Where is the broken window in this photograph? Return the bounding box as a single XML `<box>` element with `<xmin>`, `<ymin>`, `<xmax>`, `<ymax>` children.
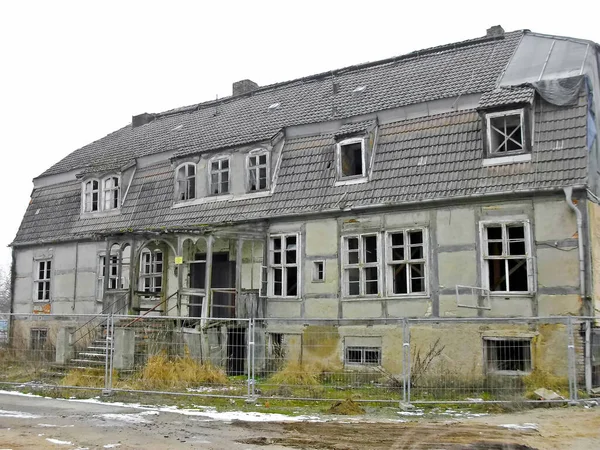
<box><xmin>102</xmin><ymin>176</ymin><xmax>120</xmax><ymax>210</ymax></box>
<box><xmin>387</xmin><ymin>229</ymin><xmax>427</xmax><ymax>295</ymax></box>
<box><xmin>30</xmin><ymin>328</ymin><xmax>48</xmax><ymax>351</ymax></box>
<box><xmin>343</xmin><ymin>234</ymin><xmax>379</xmax><ymax>297</ymax></box>
<box><xmin>176</xmin><ymin>163</ymin><xmax>196</xmax><ymax>201</ymax></box>
<box><xmin>338</xmin><ymin>139</ymin><xmax>365</xmax><ymax>179</ymax></box>
<box><xmin>83</xmin><ymin>179</ymin><xmax>100</xmax><ymax>212</ymax></box>
<box><xmin>34</xmin><ymin>259</ymin><xmax>52</xmax><ymax>301</ymax></box>
<box><xmin>248</xmin><ymin>150</ymin><xmax>269</xmax><ymax>191</ymax></box>
<box><xmin>139</xmin><ymin>249</ymin><xmax>163</xmax><ymax>294</ymax></box>
<box><xmin>106</xmin><ymin>243</ymin><xmax>131</xmax><ymax>291</ymax></box>
<box><xmin>485</xmin><ymin>338</ymin><xmax>532</xmax><ymax>374</ymax></box>
<box><xmin>312</xmin><ymin>261</ymin><xmax>325</xmax><ymax>282</ymax></box>
<box><xmin>270</xmin><ymin>234</ymin><xmax>299</xmax><ymax>297</ymax></box>
<box><xmin>345</xmin><ymin>346</ymin><xmax>381</xmax><ymax>366</ymax></box>
<box><xmin>97</xmin><ymin>254</ymin><xmax>106</xmax><ymax>300</ymax></box>
<box><xmin>486</xmin><ymin>110</ymin><xmax>525</xmax><ymax>155</ymax></box>
<box><xmin>210</xmin><ymin>157</ymin><xmax>230</xmax><ymax>195</ymax></box>
<box><xmin>482</xmin><ymin>222</ymin><xmax>531</xmax><ymax>293</ymax></box>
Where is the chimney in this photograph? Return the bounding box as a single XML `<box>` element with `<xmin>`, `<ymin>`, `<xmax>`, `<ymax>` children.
<box><xmin>486</xmin><ymin>25</ymin><xmax>504</xmax><ymax>38</ymax></box>
<box><xmin>132</xmin><ymin>113</ymin><xmax>155</xmax><ymax>128</ymax></box>
<box><xmin>232</xmin><ymin>79</ymin><xmax>259</xmax><ymax>96</ymax></box>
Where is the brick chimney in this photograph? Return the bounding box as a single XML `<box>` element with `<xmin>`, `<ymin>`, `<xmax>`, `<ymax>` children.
<box><xmin>132</xmin><ymin>113</ymin><xmax>155</xmax><ymax>128</ymax></box>
<box><xmin>486</xmin><ymin>25</ymin><xmax>504</xmax><ymax>38</ymax></box>
<box><xmin>232</xmin><ymin>79</ymin><xmax>259</xmax><ymax>96</ymax></box>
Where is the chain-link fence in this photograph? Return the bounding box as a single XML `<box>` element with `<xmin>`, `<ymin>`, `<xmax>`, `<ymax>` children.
<box><xmin>1</xmin><ymin>313</ymin><xmax>597</xmax><ymax>404</ymax></box>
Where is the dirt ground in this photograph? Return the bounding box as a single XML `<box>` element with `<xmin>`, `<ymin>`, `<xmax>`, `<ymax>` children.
<box><xmin>1</xmin><ymin>392</ymin><xmax>599</xmax><ymax>449</ymax></box>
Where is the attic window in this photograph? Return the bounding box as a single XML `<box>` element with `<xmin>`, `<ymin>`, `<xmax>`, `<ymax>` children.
<box><xmin>247</xmin><ymin>150</ymin><xmax>270</xmax><ymax>192</ymax></box>
<box><xmin>337</xmin><ymin>138</ymin><xmax>366</xmax><ymax>181</ymax></box>
<box><xmin>486</xmin><ymin>109</ymin><xmax>526</xmax><ymax>155</ymax></box>
<box><xmin>176</xmin><ymin>163</ymin><xmax>197</xmax><ymax>201</ymax></box>
<box><xmin>210</xmin><ymin>157</ymin><xmax>230</xmax><ymax>195</ymax></box>
<box><xmin>83</xmin><ymin>180</ymin><xmax>99</xmax><ymax>212</ymax></box>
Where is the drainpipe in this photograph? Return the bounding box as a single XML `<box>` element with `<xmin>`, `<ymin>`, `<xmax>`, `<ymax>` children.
<box><xmin>564</xmin><ymin>186</ymin><xmax>591</xmax><ymax>393</ymax></box>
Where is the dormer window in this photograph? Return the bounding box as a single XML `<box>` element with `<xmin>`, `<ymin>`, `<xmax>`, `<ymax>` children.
<box><xmin>83</xmin><ymin>179</ymin><xmax>99</xmax><ymax>212</ymax></box>
<box><xmin>209</xmin><ymin>157</ymin><xmax>230</xmax><ymax>195</ymax></box>
<box><xmin>336</xmin><ymin>137</ymin><xmax>367</xmax><ymax>183</ymax></box>
<box><xmin>176</xmin><ymin>163</ymin><xmax>196</xmax><ymax>201</ymax></box>
<box><xmin>485</xmin><ymin>109</ymin><xmax>528</xmax><ymax>156</ymax></box>
<box><xmin>102</xmin><ymin>176</ymin><xmax>120</xmax><ymax>210</ymax></box>
<box><xmin>247</xmin><ymin>150</ymin><xmax>269</xmax><ymax>192</ymax></box>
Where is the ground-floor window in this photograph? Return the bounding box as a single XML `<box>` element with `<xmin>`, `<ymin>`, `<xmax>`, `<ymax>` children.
<box><xmin>139</xmin><ymin>249</ymin><xmax>163</xmax><ymax>294</ymax></box>
<box><xmin>30</xmin><ymin>328</ymin><xmax>48</xmax><ymax>351</ymax></box>
<box><xmin>484</xmin><ymin>337</ymin><xmax>532</xmax><ymax>374</ymax></box>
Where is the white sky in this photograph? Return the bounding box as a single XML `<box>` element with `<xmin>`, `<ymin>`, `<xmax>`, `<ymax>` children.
<box><xmin>0</xmin><ymin>0</ymin><xmax>599</xmax><ymax>270</ymax></box>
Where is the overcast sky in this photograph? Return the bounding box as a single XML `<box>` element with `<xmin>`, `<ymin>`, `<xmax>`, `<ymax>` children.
<box><xmin>1</xmin><ymin>0</ymin><xmax>599</xmax><ymax>270</ymax></box>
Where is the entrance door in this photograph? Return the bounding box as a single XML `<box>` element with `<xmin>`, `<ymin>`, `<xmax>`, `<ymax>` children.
<box><xmin>189</xmin><ymin>252</ymin><xmax>235</xmax><ymax>318</ymax></box>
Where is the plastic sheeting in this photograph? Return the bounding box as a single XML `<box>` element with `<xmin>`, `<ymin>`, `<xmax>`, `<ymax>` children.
<box><xmin>531</xmin><ymin>75</ymin><xmax>585</xmax><ymax>106</ymax></box>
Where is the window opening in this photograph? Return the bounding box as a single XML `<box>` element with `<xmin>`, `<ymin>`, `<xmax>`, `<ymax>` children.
<box><xmin>345</xmin><ymin>346</ymin><xmax>381</xmax><ymax>365</ymax></box>
<box><xmin>270</xmin><ymin>234</ymin><xmax>298</xmax><ymax>297</ymax></box>
<box><xmin>102</xmin><ymin>176</ymin><xmax>120</xmax><ymax>210</ymax></box>
<box><xmin>343</xmin><ymin>234</ymin><xmax>379</xmax><ymax>296</ymax></box>
<box><xmin>483</xmin><ymin>223</ymin><xmax>530</xmax><ymax>292</ymax></box>
<box><xmin>97</xmin><ymin>254</ymin><xmax>106</xmax><ymax>300</ymax></box>
<box><xmin>30</xmin><ymin>328</ymin><xmax>48</xmax><ymax>351</ymax></box>
<box><xmin>35</xmin><ymin>260</ymin><xmax>51</xmax><ymax>301</ymax></box>
<box><xmin>488</xmin><ymin>111</ymin><xmax>524</xmax><ymax>154</ymax></box>
<box><xmin>210</xmin><ymin>158</ymin><xmax>230</xmax><ymax>195</ymax></box>
<box><xmin>248</xmin><ymin>152</ymin><xmax>269</xmax><ymax>191</ymax></box>
<box><xmin>388</xmin><ymin>229</ymin><xmax>427</xmax><ymax>295</ymax></box>
<box><xmin>313</xmin><ymin>261</ymin><xmax>325</xmax><ymax>282</ymax></box>
<box><xmin>339</xmin><ymin>141</ymin><xmax>364</xmax><ymax>178</ymax></box>
<box><xmin>140</xmin><ymin>249</ymin><xmax>163</xmax><ymax>294</ymax></box>
<box><xmin>83</xmin><ymin>180</ymin><xmax>99</xmax><ymax>212</ymax></box>
<box><xmin>176</xmin><ymin>163</ymin><xmax>196</xmax><ymax>201</ymax></box>
<box><xmin>485</xmin><ymin>338</ymin><xmax>532</xmax><ymax>373</ymax></box>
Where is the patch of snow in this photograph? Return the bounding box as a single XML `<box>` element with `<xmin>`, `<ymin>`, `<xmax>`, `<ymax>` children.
<box><xmin>46</xmin><ymin>438</ymin><xmax>73</xmax><ymax>445</ymax></box>
<box><xmin>98</xmin><ymin>413</ymin><xmax>151</xmax><ymax>424</ymax></box>
<box><xmin>500</xmin><ymin>423</ymin><xmax>538</xmax><ymax>431</ymax></box>
<box><xmin>397</xmin><ymin>411</ymin><xmax>424</xmax><ymax>416</ymax></box>
<box><xmin>186</xmin><ymin>386</ymin><xmax>238</xmax><ymax>393</ymax></box>
<box><xmin>0</xmin><ymin>409</ymin><xmax>41</xmax><ymax>419</ymax></box>
<box><xmin>103</xmin><ymin>445</ymin><xmax>121</xmax><ymax>448</ymax></box>
<box><xmin>38</xmin><ymin>424</ymin><xmax>75</xmax><ymax>428</ymax></box>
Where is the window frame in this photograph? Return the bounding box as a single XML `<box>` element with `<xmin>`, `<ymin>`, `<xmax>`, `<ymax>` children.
<box><xmin>341</xmin><ymin>233</ymin><xmax>381</xmax><ymax>298</ymax></box>
<box><xmin>479</xmin><ymin>220</ymin><xmax>534</xmax><ymax>295</ymax></box>
<box><xmin>33</xmin><ymin>259</ymin><xmax>52</xmax><ymax>302</ymax></box>
<box><xmin>82</xmin><ymin>178</ymin><xmax>100</xmax><ymax>213</ymax></box>
<box><xmin>312</xmin><ymin>260</ymin><xmax>325</xmax><ymax>283</ymax></box>
<box><xmin>336</xmin><ymin>137</ymin><xmax>367</xmax><ymax>182</ymax></box>
<box><xmin>268</xmin><ymin>233</ymin><xmax>301</xmax><ymax>298</ymax></box>
<box><xmin>345</xmin><ymin>346</ymin><xmax>382</xmax><ymax>366</ymax></box>
<box><xmin>30</xmin><ymin>328</ymin><xmax>48</xmax><ymax>351</ymax></box>
<box><xmin>102</xmin><ymin>175</ymin><xmax>121</xmax><ymax>211</ymax></box>
<box><xmin>208</xmin><ymin>156</ymin><xmax>231</xmax><ymax>196</ymax></box>
<box><xmin>483</xmin><ymin>336</ymin><xmax>533</xmax><ymax>375</ymax></box>
<box><xmin>139</xmin><ymin>248</ymin><xmax>164</xmax><ymax>295</ymax></box>
<box><xmin>175</xmin><ymin>162</ymin><xmax>197</xmax><ymax>202</ymax></box>
<box><xmin>385</xmin><ymin>228</ymin><xmax>429</xmax><ymax>297</ymax></box>
<box><xmin>484</xmin><ymin>108</ymin><xmax>528</xmax><ymax>157</ymax></box>
<box><xmin>246</xmin><ymin>149</ymin><xmax>270</xmax><ymax>192</ymax></box>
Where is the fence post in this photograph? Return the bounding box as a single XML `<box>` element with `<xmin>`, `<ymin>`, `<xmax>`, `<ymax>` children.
<box><xmin>247</xmin><ymin>318</ymin><xmax>256</xmax><ymax>402</ymax></box>
<box><xmin>567</xmin><ymin>316</ymin><xmax>578</xmax><ymax>403</ymax></box>
<box><xmin>103</xmin><ymin>314</ymin><xmax>114</xmax><ymax>396</ymax></box>
<box><xmin>402</xmin><ymin>318</ymin><xmax>411</xmax><ymax>405</ymax></box>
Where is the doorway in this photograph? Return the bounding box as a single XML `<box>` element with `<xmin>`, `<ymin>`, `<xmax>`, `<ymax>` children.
<box><xmin>189</xmin><ymin>252</ymin><xmax>236</xmax><ymax>318</ymax></box>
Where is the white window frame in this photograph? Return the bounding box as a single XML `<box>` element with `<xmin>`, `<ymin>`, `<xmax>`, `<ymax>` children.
<box><xmin>82</xmin><ymin>179</ymin><xmax>100</xmax><ymax>213</ymax></box>
<box><xmin>208</xmin><ymin>156</ymin><xmax>230</xmax><ymax>195</ymax></box>
<box><xmin>139</xmin><ymin>249</ymin><xmax>164</xmax><ymax>295</ymax></box>
<box><xmin>34</xmin><ymin>259</ymin><xmax>52</xmax><ymax>302</ymax></box>
<box><xmin>175</xmin><ymin>162</ymin><xmax>197</xmax><ymax>201</ymax></box>
<box><xmin>312</xmin><ymin>260</ymin><xmax>325</xmax><ymax>283</ymax></box>
<box><xmin>246</xmin><ymin>149</ymin><xmax>270</xmax><ymax>192</ymax></box>
<box><xmin>479</xmin><ymin>220</ymin><xmax>534</xmax><ymax>295</ymax></box>
<box><xmin>97</xmin><ymin>253</ymin><xmax>106</xmax><ymax>301</ymax></box>
<box><xmin>342</xmin><ymin>233</ymin><xmax>381</xmax><ymax>298</ymax></box>
<box><xmin>102</xmin><ymin>175</ymin><xmax>121</xmax><ymax>210</ymax></box>
<box><xmin>268</xmin><ymin>233</ymin><xmax>300</xmax><ymax>298</ymax></box>
<box><xmin>385</xmin><ymin>228</ymin><xmax>428</xmax><ymax>297</ymax></box>
<box><xmin>484</xmin><ymin>337</ymin><xmax>533</xmax><ymax>375</ymax></box>
<box><xmin>485</xmin><ymin>109</ymin><xmax>526</xmax><ymax>156</ymax></box>
<box><xmin>336</xmin><ymin>137</ymin><xmax>367</xmax><ymax>183</ymax></box>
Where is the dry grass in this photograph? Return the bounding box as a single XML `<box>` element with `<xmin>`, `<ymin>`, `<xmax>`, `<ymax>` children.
<box><xmin>135</xmin><ymin>351</ymin><xmax>228</xmax><ymax>390</ymax></box>
<box><xmin>269</xmin><ymin>361</ymin><xmax>345</xmax><ymax>386</ymax></box>
<box><xmin>61</xmin><ymin>368</ymin><xmax>108</xmax><ymax>388</ymax></box>
<box><xmin>523</xmin><ymin>369</ymin><xmax>569</xmax><ymax>397</ymax></box>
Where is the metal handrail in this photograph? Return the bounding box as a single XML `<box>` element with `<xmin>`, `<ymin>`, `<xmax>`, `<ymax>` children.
<box><xmin>72</xmin><ymin>292</ymin><xmax>129</xmax><ymax>347</ymax></box>
<box><xmin>124</xmin><ymin>290</ymin><xmax>178</xmax><ymax>328</ymax></box>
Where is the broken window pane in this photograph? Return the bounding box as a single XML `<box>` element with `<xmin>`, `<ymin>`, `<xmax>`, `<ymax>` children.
<box><xmin>273</xmin><ymin>268</ymin><xmax>282</xmax><ymax>296</ymax></box>
<box><xmin>489</xmin><ymin>113</ymin><xmax>524</xmax><ymax>154</ymax></box>
<box><xmin>488</xmin><ymin>259</ymin><xmax>507</xmax><ymax>291</ymax></box>
<box><xmin>340</xmin><ymin>142</ymin><xmax>364</xmax><ymax>177</ymax></box>
<box><xmin>508</xmin><ymin>259</ymin><xmax>528</xmax><ymax>291</ymax></box>
<box><xmin>363</xmin><ymin>235</ymin><xmax>377</xmax><ymax>263</ymax></box>
<box><xmin>392</xmin><ymin>264</ymin><xmax>408</xmax><ymax>294</ymax></box>
<box><xmin>286</xmin><ymin>267</ymin><xmax>297</xmax><ymax>296</ymax></box>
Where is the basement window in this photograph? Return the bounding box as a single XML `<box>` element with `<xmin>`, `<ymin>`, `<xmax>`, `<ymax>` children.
<box><xmin>481</xmin><ymin>221</ymin><xmax>532</xmax><ymax>293</ymax></box>
<box><xmin>343</xmin><ymin>234</ymin><xmax>379</xmax><ymax>297</ymax></box>
<box><xmin>484</xmin><ymin>337</ymin><xmax>532</xmax><ymax>374</ymax></box>
<box><xmin>209</xmin><ymin>157</ymin><xmax>230</xmax><ymax>195</ymax></box>
<box><xmin>175</xmin><ymin>162</ymin><xmax>197</xmax><ymax>201</ymax></box>
<box><xmin>269</xmin><ymin>234</ymin><xmax>299</xmax><ymax>297</ymax></box>
<box><xmin>386</xmin><ymin>229</ymin><xmax>427</xmax><ymax>296</ymax></box>
<box><xmin>337</xmin><ymin>138</ymin><xmax>366</xmax><ymax>180</ymax></box>
<box><xmin>345</xmin><ymin>346</ymin><xmax>381</xmax><ymax>366</ymax></box>
<box><xmin>486</xmin><ymin>109</ymin><xmax>527</xmax><ymax>156</ymax></box>
<box><xmin>312</xmin><ymin>261</ymin><xmax>325</xmax><ymax>282</ymax></box>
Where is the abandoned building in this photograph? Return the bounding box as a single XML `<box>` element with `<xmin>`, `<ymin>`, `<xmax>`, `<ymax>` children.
<box><xmin>9</xmin><ymin>26</ymin><xmax>600</xmax><ymax>388</ymax></box>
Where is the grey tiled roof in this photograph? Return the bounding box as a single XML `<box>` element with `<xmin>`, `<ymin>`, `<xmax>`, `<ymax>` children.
<box><xmin>478</xmin><ymin>86</ymin><xmax>536</xmax><ymax>109</ymax></box>
<box><xmin>14</xmin><ymin>95</ymin><xmax>588</xmax><ymax>245</ymax></box>
<box><xmin>39</xmin><ymin>31</ymin><xmax>523</xmax><ymax>177</ymax></box>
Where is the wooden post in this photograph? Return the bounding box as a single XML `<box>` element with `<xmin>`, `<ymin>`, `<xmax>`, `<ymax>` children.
<box><xmin>236</xmin><ymin>238</ymin><xmax>243</xmax><ymax>318</ymax></box>
<box><xmin>201</xmin><ymin>235</ymin><xmax>214</xmax><ymax>324</ymax></box>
